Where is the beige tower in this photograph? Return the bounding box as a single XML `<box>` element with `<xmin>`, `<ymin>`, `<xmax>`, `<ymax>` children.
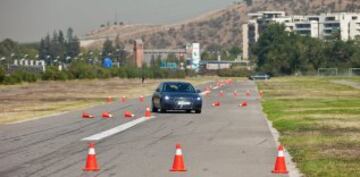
<box><xmin>134</xmin><ymin>39</ymin><xmax>144</xmax><ymax>68</ymax></box>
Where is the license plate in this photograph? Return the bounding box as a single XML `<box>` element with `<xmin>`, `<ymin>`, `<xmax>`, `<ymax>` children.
<box><xmin>178</xmin><ymin>101</ymin><xmax>191</xmax><ymax>105</ymax></box>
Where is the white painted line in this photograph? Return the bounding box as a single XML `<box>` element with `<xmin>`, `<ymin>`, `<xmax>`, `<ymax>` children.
<box><xmin>81</xmin><ymin>116</ymin><xmax>155</xmax><ymax>141</ymax></box>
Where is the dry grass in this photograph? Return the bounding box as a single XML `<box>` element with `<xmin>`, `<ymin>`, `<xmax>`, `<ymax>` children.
<box><xmin>0</xmin><ymin>76</ymin><xmax>216</xmax><ymax>124</ymax></box>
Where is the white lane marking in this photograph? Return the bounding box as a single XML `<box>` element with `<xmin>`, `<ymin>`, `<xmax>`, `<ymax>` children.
<box><xmin>81</xmin><ymin>116</ymin><xmax>155</xmax><ymax>141</ymax></box>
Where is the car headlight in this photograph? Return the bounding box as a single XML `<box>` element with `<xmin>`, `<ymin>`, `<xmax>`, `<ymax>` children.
<box><xmin>164</xmin><ymin>96</ymin><xmax>170</xmax><ymax>100</ymax></box>
<box><xmin>196</xmin><ymin>96</ymin><xmax>201</xmax><ymax>101</ymax></box>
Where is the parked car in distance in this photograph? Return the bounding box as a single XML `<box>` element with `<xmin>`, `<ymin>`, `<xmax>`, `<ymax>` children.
<box><xmin>248</xmin><ymin>72</ymin><xmax>271</xmax><ymax>80</ymax></box>
<box><xmin>152</xmin><ymin>81</ymin><xmax>202</xmax><ymax>113</ymax></box>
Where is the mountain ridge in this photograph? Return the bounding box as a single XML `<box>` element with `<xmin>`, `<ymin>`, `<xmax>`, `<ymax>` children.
<box><xmin>82</xmin><ymin>0</ymin><xmax>360</xmax><ymax>50</ymax></box>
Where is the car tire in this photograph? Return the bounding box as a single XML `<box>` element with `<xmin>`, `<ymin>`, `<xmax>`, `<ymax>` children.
<box><xmin>160</xmin><ymin>108</ymin><xmax>166</xmax><ymax>113</ymax></box>
<box><xmin>195</xmin><ymin>109</ymin><xmax>201</xmax><ymax>114</ymax></box>
<box><xmin>152</xmin><ymin>105</ymin><xmax>157</xmax><ymax>113</ymax></box>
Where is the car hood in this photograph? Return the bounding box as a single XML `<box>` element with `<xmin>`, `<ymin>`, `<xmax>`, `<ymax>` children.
<box><xmin>163</xmin><ymin>92</ymin><xmax>199</xmax><ymax>98</ymax></box>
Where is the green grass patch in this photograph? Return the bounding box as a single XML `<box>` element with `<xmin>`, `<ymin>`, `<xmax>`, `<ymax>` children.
<box><xmin>258</xmin><ymin>76</ymin><xmax>360</xmax><ymax>177</ymax></box>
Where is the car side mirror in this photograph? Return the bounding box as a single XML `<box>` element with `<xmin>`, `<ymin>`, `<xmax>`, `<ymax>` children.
<box><xmin>196</xmin><ymin>89</ymin><xmax>201</xmax><ymax>93</ymax></box>
<box><xmin>156</xmin><ymin>88</ymin><xmax>160</xmax><ymax>92</ymax></box>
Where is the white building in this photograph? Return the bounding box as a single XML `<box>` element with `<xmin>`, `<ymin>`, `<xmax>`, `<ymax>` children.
<box><xmin>242</xmin><ymin>11</ymin><xmax>360</xmax><ymax>60</ymax></box>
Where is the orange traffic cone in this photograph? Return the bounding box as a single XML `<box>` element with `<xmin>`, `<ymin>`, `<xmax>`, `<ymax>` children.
<box><xmin>272</xmin><ymin>145</ymin><xmax>288</xmax><ymax>174</ymax></box>
<box><xmin>139</xmin><ymin>96</ymin><xmax>145</xmax><ymax>102</ymax></box>
<box><xmin>233</xmin><ymin>90</ymin><xmax>239</xmax><ymax>97</ymax></box>
<box><xmin>121</xmin><ymin>96</ymin><xmax>127</xmax><ymax>103</ymax></box>
<box><xmin>145</xmin><ymin>107</ymin><xmax>151</xmax><ymax>118</ymax></box>
<box><xmin>124</xmin><ymin>111</ymin><xmax>135</xmax><ymax>118</ymax></box>
<box><xmin>240</xmin><ymin>101</ymin><xmax>248</xmax><ymax>107</ymax></box>
<box><xmin>246</xmin><ymin>90</ymin><xmax>251</xmax><ymax>97</ymax></box>
<box><xmin>82</xmin><ymin>112</ymin><xmax>95</xmax><ymax>119</ymax></box>
<box><xmin>259</xmin><ymin>90</ymin><xmax>264</xmax><ymax>97</ymax></box>
<box><xmin>212</xmin><ymin>101</ymin><xmax>221</xmax><ymax>107</ymax></box>
<box><xmin>170</xmin><ymin>144</ymin><xmax>187</xmax><ymax>172</ymax></box>
<box><xmin>106</xmin><ymin>96</ymin><xmax>112</xmax><ymax>103</ymax></box>
<box><xmin>219</xmin><ymin>90</ymin><xmax>224</xmax><ymax>97</ymax></box>
<box><xmin>205</xmin><ymin>91</ymin><xmax>211</xmax><ymax>96</ymax></box>
<box><xmin>102</xmin><ymin>112</ymin><xmax>112</xmax><ymax>119</ymax></box>
<box><xmin>83</xmin><ymin>143</ymin><xmax>100</xmax><ymax>172</ymax></box>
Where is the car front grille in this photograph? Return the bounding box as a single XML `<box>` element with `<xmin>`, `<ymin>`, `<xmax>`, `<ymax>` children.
<box><xmin>173</xmin><ymin>97</ymin><xmax>193</xmax><ymax>109</ymax></box>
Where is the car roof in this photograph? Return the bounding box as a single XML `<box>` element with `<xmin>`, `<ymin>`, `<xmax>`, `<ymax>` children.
<box><xmin>161</xmin><ymin>81</ymin><xmax>191</xmax><ymax>85</ymax></box>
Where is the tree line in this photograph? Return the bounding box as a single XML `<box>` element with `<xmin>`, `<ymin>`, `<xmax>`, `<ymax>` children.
<box><xmin>252</xmin><ymin>24</ymin><xmax>360</xmax><ymax>75</ymax></box>
<box><xmin>39</xmin><ymin>28</ymin><xmax>80</xmax><ymax>64</ymax></box>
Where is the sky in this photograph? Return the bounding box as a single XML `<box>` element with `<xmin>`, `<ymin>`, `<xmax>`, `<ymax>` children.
<box><xmin>0</xmin><ymin>0</ymin><xmax>237</xmax><ymax>43</ymax></box>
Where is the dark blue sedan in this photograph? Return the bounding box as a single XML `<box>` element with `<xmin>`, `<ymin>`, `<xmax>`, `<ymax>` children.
<box><xmin>151</xmin><ymin>81</ymin><xmax>202</xmax><ymax>113</ymax></box>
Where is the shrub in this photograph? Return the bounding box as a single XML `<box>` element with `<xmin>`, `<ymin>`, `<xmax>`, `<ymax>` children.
<box><xmin>0</xmin><ymin>67</ymin><xmax>5</xmax><ymax>83</ymax></box>
<box><xmin>3</xmin><ymin>75</ymin><xmax>20</xmax><ymax>85</ymax></box>
<box><xmin>42</xmin><ymin>66</ymin><xmax>68</xmax><ymax>81</ymax></box>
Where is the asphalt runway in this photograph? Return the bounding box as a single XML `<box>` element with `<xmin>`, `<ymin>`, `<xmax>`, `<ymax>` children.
<box><xmin>0</xmin><ymin>80</ymin><xmax>288</xmax><ymax>177</ymax></box>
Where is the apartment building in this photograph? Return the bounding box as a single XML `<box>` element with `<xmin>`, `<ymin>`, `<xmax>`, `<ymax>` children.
<box><xmin>242</xmin><ymin>11</ymin><xmax>360</xmax><ymax>60</ymax></box>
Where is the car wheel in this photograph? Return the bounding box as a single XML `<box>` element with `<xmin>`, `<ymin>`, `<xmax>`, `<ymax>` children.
<box><xmin>195</xmin><ymin>109</ymin><xmax>201</xmax><ymax>114</ymax></box>
<box><xmin>186</xmin><ymin>110</ymin><xmax>192</xmax><ymax>113</ymax></box>
<box><xmin>152</xmin><ymin>104</ymin><xmax>158</xmax><ymax>112</ymax></box>
<box><xmin>160</xmin><ymin>108</ymin><xmax>166</xmax><ymax>113</ymax></box>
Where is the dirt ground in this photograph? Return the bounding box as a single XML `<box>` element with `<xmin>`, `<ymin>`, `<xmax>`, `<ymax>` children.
<box><xmin>0</xmin><ymin>77</ymin><xmax>216</xmax><ymax>124</ymax></box>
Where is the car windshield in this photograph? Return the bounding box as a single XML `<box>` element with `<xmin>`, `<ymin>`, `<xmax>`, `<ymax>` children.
<box><xmin>163</xmin><ymin>83</ymin><xmax>195</xmax><ymax>93</ymax></box>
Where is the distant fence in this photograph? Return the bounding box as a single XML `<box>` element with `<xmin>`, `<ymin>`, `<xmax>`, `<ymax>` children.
<box><xmin>317</xmin><ymin>68</ymin><xmax>360</xmax><ymax>76</ymax></box>
<box><xmin>8</xmin><ymin>59</ymin><xmax>46</xmax><ymax>74</ymax></box>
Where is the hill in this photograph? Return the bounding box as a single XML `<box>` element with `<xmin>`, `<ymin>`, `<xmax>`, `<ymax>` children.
<box><xmin>81</xmin><ymin>0</ymin><xmax>360</xmax><ymax>50</ymax></box>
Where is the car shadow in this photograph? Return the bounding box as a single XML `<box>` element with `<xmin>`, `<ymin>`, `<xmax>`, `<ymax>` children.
<box><xmin>154</xmin><ymin>110</ymin><xmax>199</xmax><ymax>114</ymax></box>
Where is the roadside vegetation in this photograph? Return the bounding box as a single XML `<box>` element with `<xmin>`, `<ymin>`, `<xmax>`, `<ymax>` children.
<box><xmin>252</xmin><ymin>24</ymin><xmax>360</xmax><ymax>76</ymax></box>
<box><xmin>0</xmin><ymin>34</ymin><xmax>194</xmax><ymax>85</ymax></box>
<box><xmin>258</xmin><ymin>77</ymin><xmax>360</xmax><ymax>177</ymax></box>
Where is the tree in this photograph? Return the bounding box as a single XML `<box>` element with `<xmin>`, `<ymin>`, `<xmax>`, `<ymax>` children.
<box><xmin>102</xmin><ymin>38</ymin><xmax>114</xmax><ymax>58</ymax></box>
<box><xmin>66</xmin><ymin>28</ymin><xmax>74</xmax><ymax>44</ymax></box>
<box><xmin>58</xmin><ymin>30</ymin><xmax>66</xmax><ymax>61</ymax></box>
<box><xmin>253</xmin><ymin>24</ymin><xmax>296</xmax><ymax>75</ymax></box>
<box><xmin>65</xmin><ymin>28</ymin><xmax>80</xmax><ymax>58</ymax></box>
<box><xmin>244</xmin><ymin>0</ymin><xmax>252</xmax><ymax>6</ymax></box>
<box><xmin>72</xmin><ymin>36</ymin><xmax>81</xmax><ymax>57</ymax></box>
<box><xmin>0</xmin><ymin>67</ymin><xmax>5</xmax><ymax>83</ymax></box>
<box><xmin>252</xmin><ymin>23</ymin><xmax>360</xmax><ymax>75</ymax></box>
<box><xmin>201</xmin><ymin>51</ymin><xmax>210</xmax><ymax>60</ymax></box>
<box><xmin>150</xmin><ymin>55</ymin><xmax>156</xmax><ymax>67</ymax></box>
<box><xmin>39</xmin><ymin>38</ymin><xmax>47</xmax><ymax>60</ymax></box>
<box><xmin>49</xmin><ymin>31</ymin><xmax>59</xmax><ymax>60</ymax></box>
<box><xmin>0</xmin><ymin>39</ymin><xmax>20</xmax><ymax>57</ymax></box>
<box><xmin>114</xmin><ymin>35</ymin><xmax>124</xmax><ymax>49</ymax></box>
<box><xmin>229</xmin><ymin>46</ymin><xmax>241</xmax><ymax>57</ymax></box>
